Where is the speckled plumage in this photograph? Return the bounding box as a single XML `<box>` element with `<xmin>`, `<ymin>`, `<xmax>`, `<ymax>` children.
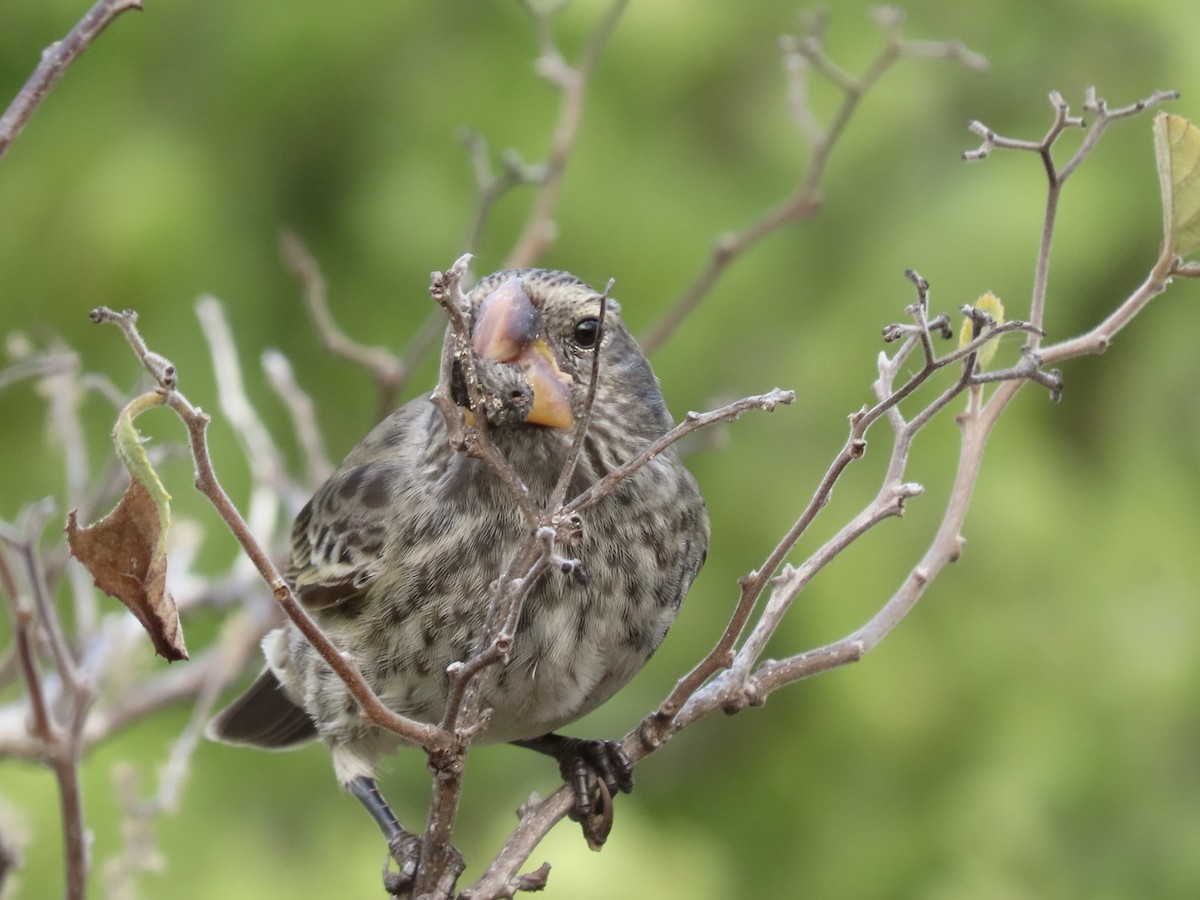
<box><xmin>210</xmin><ymin>269</ymin><xmax>708</xmax><ymax>791</ymax></box>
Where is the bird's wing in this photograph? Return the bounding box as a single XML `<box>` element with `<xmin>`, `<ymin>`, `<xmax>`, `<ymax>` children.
<box><xmin>288</xmin><ymin>485</ymin><xmax>388</xmax><ymax>611</ymax></box>
<box><xmin>287</xmin><ymin>406</ymin><xmax>424</xmax><ymax>611</ymax></box>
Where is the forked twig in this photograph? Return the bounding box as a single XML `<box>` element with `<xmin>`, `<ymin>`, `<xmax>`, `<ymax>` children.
<box><xmin>505</xmin><ymin>0</ymin><xmax>629</xmax><ymax>268</ymax></box>
<box><xmin>468</xmin><ymin>82</ymin><xmax>1184</xmax><ymax>883</ymax></box>
<box><xmin>964</xmin><ymin>88</ymin><xmax>1179</xmax><ymax>345</ymax></box>
<box><xmin>280</xmin><ymin>231</ymin><xmax>415</xmax><ymax>418</ymax></box>
<box><xmin>640</xmin><ymin>8</ymin><xmax>987</xmax><ymax>354</ymax></box>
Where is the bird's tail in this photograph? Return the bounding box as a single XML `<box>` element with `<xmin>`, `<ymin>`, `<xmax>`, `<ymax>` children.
<box><xmin>206</xmin><ymin>667</ymin><xmax>318</xmax><ymax>749</ymax></box>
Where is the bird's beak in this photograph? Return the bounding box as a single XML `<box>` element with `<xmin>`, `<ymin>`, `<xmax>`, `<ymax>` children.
<box><xmin>472</xmin><ymin>278</ymin><xmax>574</xmax><ymax>429</ymax></box>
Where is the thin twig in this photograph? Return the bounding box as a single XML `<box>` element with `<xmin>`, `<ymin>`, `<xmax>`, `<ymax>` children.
<box><xmin>668</xmin><ymin>88</ymin><xmax>1179</xmax><ymax>748</ymax></box>
<box><xmin>0</xmin><ymin>506</ymin><xmax>94</xmax><ymax>900</ymax></box>
<box><xmin>963</xmin><ymin>88</ymin><xmax>1178</xmax><ymax>348</ymax></box>
<box><xmin>88</xmin><ymin>306</ymin><xmax>446</xmax><ymax>753</ymax></box>
<box><xmin>641</xmin><ymin>12</ymin><xmax>986</xmax><ymax>353</ymax></box>
<box><xmin>261</xmin><ymin>348</ymin><xmax>334</xmax><ymax>488</ymax></box>
<box><xmin>414</xmin><ymin>257</ymin><xmax>609</xmax><ymax>894</ymax></box>
<box><xmin>102</xmin><ymin>631</ymin><xmax>234</xmax><ymax>896</ymax></box>
<box><xmin>40</xmin><ymin>351</ymin><xmax>103</xmax><ymax>641</ymax></box>
<box><xmin>568</xmin><ymin>389</ymin><xmax>796</xmax><ymax>516</ymax></box>
<box><xmin>0</xmin><ymin>352</ymin><xmax>79</xmax><ymax>391</ymax></box>
<box><xmin>428</xmin><ymin>257</ymin><xmax>542</xmax><ymax>524</ymax></box>
<box><xmin>505</xmin><ymin>0</ymin><xmax>629</xmax><ymax>268</ymax></box>
<box><xmin>459</xmin><ymin>130</ymin><xmax>548</xmax><ymax>258</ymax></box>
<box><xmin>468</xmin><ymin>228</ymin><xmax>1113</xmax><ymax>891</ymax></box>
<box><xmin>0</xmin><ymin>0</ymin><xmax>143</xmax><ymax>162</ymax></box>
<box><xmin>547</xmin><ymin>284</ymin><xmax>611</xmax><ymax>512</ymax></box>
<box><xmin>0</xmin><ymin>541</ymin><xmax>53</xmax><ymax>745</ymax></box>
<box><xmin>421</xmin><ymin>256</ymin><xmax>795</xmax><ymax>894</ymax></box>
<box><xmin>416</xmin><ymin>541</ymin><xmax>555</xmax><ymax>897</ymax></box>
<box><xmin>280</xmin><ymin>232</ymin><xmax>410</xmax><ymax>418</ymax></box>
<box><xmin>82</xmin><ymin>611</ymin><xmax>268</xmax><ymax>754</ymax></box>
<box><xmin>195</xmin><ymin>296</ymin><xmax>298</xmax><ymax>547</ymax></box>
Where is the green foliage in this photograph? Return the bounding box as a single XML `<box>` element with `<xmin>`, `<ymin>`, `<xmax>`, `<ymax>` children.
<box><xmin>1155</xmin><ymin>113</ymin><xmax>1200</xmax><ymax>257</ymax></box>
<box><xmin>4</xmin><ymin>1</ymin><xmax>1200</xmax><ymax>897</ymax></box>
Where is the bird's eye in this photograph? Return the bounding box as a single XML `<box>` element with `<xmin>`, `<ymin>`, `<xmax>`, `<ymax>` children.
<box><xmin>573</xmin><ymin>316</ymin><xmax>600</xmax><ymax>349</ymax></box>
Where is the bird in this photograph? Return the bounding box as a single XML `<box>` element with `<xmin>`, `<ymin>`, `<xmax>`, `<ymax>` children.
<box><xmin>207</xmin><ymin>267</ymin><xmax>709</xmax><ymax>877</ymax></box>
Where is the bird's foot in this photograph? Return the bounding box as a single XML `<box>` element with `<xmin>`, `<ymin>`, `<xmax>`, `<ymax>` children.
<box><xmin>382</xmin><ymin>831</ymin><xmax>421</xmax><ymax>896</ymax></box>
<box><xmin>556</xmin><ymin>737</ymin><xmax>634</xmax><ymax>816</ymax></box>
<box><xmin>513</xmin><ymin>734</ymin><xmax>634</xmax><ymax>849</ymax></box>
<box><xmin>383</xmin><ymin>836</ymin><xmax>466</xmax><ymax>898</ymax></box>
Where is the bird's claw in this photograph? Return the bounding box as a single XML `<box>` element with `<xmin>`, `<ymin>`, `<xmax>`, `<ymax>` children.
<box><xmin>382</xmin><ymin>831</ymin><xmax>421</xmax><ymax>896</ymax></box>
<box><xmin>547</xmin><ymin>737</ymin><xmax>632</xmax><ymax>848</ymax></box>
<box><xmin>557</xmin><ymin>737</ymin><xmax>633</xmax><ymax>818</ymax></box>
<box><xmin>575</xmin><ymin>772</ymin><xmax>615</xmax><ymax>850</ymax></box>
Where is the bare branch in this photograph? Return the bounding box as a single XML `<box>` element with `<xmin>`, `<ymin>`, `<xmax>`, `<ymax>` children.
<box><xmin>0</xmin><ymin>0</ymin><xmax>143</xmax><ymax>162</ymax></box>
<box><xmin>963</xmin><ymin>88</ymin><xmax>1179</xmax><ymax>345</ymax></box>
<box><xmin>407</xmin><ymin>3</ymin><xmax>628</xmax><ymax>407</ymax></box>
<box><xmin>0</xmin><ymin>345</ymin><xmax>105</xmax><ymax>641</ymax></box>
<box><xmin>0</xmin><ymin>539</ymin><xmax>53</xmax><ymax>746</ymax></box>
<box><xmin>899</xmin><ymin>38</ymin><xmax>988</xmax><ymax>71</ymax></box>
<box><xmin>463</xmin><ymin>789</ymin><xmax>574</xmax><ymax>900</ymax></box>
<box><xmin>195</xmin><ymin>297</ymin><xmax>298</xmax><ymax>545</ymax></box>
<box><xmin>0</xmin><ymin>352</ymin><xmax>78</xmax><ymax>392</ymax></box>
<box><xmin>414</xmin><ymin>264</ymin><xmax>616</xmax><ymax>894</ymax></box>
<box><xmin>41</xmin><ymin>352</ymin><xmax>103</xmax><ymax>642</ymax></box>
<box><xmin>459</xmin><ymin>129</ymin><xmax>548</xmax><ymax>258</ymax></box>
<box><xmin>481</xmin><ymin>257</ymin><xmax>1073</xmax><ymax>888</ymax></box>
<box><xmin>0</xmin><ymin>505</ymin><xmax>94</xmax><ymax>900</ymax></box>
<box><xmin>439</xmin><ymin>538</ymin><xmax>549</xmax><ymax>741</ymax></box>
<box><xmin>416</xmin><ymin>245</ymin><xmax>803</xmax><ymax>893</ymax></box>
<box><xmin>673</xmin><ymin>88</ymin><xmax>1175</xmax><ymax>741</ymax></box>
<box><xmin>88</xmin><ymin>610</ymin><xmax>268</xmax><ymax>751</ymax></box>
<box><xmin>548</xmin><ymin>284</ymin><xmax>611</xmax><ymax>512</ymax></box>
<box><xmin>415</xmin><ymin>542</ymin><xmax>557</xmax><ymax>896</ymax></box>
<box><xmin>568</xmin><ymin>389</ymin><xmax>796</xmax><ymax>516</ymax></box>
<box><xmin>428</xmin><ymin>257</ymin><xmax>542</xmax><ymax>525</ymax></box>
<box><xmin>89</xmin><ymin>306</ymin><xmax>446</xmax><ymax>752</ymax></box>
<box><xmin>261</xmin><ymin>348</ymin><xmax>334</xmax><ymax>488</ymax></box>
<box><xmin>280</xmin><ymin>231</ymin><xmax>412</xmax><ymax>418</ymax></box>
<box><xmin>101</xmin><ymin>634</ymin><xmax>232</xmax><ymax>897</ymax></box>
<box><xmin>504</xmin><ymin>0</ymin><xmax>628</xmax><ymax>268</ymax></box>
<box><xmin>641</xmin><ymin>12</ymin><xmax>986</xmax><ymax>354</ymax></box>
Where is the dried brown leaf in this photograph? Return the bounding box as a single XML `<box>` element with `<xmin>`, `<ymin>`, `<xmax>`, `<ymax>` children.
<box><xmin>65</xmin><ymin>392</ymin><xmax>187</xmax><ymax>662</ymax></box>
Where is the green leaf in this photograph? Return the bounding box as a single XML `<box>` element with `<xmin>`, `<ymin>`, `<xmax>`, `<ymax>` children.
<box><xmin>112</xmin><ymin>391</ymin><xmax>173</xmax><ymax>557</ymax></box>
<box><xmin>1154</xmin><ymin>112</ymin><xmax>1200</xmax><ymax>258</ymax></box>
<box><xmin>958</xmin><ymin>291</ymin><xmax>1005</xmax><ymax>371</ymax></box>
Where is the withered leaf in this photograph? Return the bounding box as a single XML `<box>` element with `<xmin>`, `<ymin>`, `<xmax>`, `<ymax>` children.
<box><xmin>66</xmin><ymin>392</ymin><xmax>187</xmax><ymax>661</ymax></box>
<box><xmin>67</xmin><ymin>480</ymin><xmax>186</xmax><ymax>661</ymax></box>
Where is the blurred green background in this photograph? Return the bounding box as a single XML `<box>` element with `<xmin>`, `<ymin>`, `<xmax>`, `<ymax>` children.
<box><xmin>4</xmin><ymin>1</ymin><xmax>1200</xmax><ymax>897</ymax></box>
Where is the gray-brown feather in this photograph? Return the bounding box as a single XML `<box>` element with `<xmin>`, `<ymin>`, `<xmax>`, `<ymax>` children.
<box><xmin>214</xmin><ymin>270</ymin><xmax>708</xmax><ymax>784</ymax></box>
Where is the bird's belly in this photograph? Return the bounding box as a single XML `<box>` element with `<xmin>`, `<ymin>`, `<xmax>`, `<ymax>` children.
<box><xmin>300</xmin><ymin>565</ymin><xmax>676</xmax><ymax>745</ymax></box>
<box><xmin>474</xmin><ymin>599</ymin><xmax>668</xmax><ymax>742</ymax></box>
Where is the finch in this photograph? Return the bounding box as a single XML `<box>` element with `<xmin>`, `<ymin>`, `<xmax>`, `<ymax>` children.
<box><xmin>208</xmin><ymin>268</ymin><xmax>708</xmax><ymax>866</ymax></box>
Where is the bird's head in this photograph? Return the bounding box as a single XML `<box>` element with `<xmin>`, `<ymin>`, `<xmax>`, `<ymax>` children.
<box><xmin>452</xmin><ymin>269</ymin><xmax>666</xmax><ymax>437</ymax></box>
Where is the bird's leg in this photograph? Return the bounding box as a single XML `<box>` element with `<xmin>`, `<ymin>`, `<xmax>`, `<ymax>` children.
<box><xmin>512</xmin><ymin>733</ymin><xmax>634</xmax><ymax>820</ymax></box>
<box><xmin>349</xmin><ymin>774</ymin><xmax>405</xmax><ymax>839</ymax></box>
<box><xmin>349</xmin><ymin>775</ymin><xmax>421</xmax><ymax>895</ymax></box>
